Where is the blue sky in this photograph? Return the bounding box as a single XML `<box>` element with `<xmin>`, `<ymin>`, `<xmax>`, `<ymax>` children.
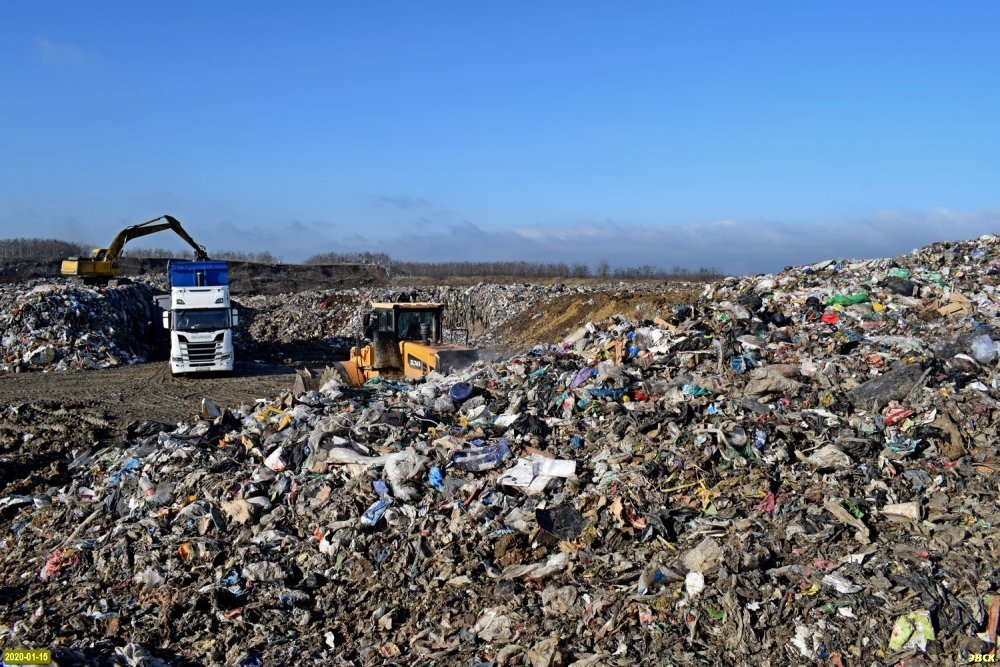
<box><xmin>1</xmin><ymin>2</ymin><xmax>998</xmax><ymax>274</ymax></box>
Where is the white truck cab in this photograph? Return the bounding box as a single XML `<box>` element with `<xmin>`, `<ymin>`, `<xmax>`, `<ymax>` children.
<box><xmin>158</xmin><ymin>261</ymin><xmax>238</xmax><ymax>375</ymax></box>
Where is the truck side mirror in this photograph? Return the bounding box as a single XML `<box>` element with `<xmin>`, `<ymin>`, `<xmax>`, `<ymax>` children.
<box><xmin>231</xmin><ymin>308</ymin><xmax>239</xmax><ymax>326</ymax></box>
<box><xmin>362</xmin><ymin>313</ymin><xmax>371</xmax><ymax>328</ymax></box>
<box><xmin>162</xmin><ymin>311</ymin><xmax>170</xmax><ymax>329</ymax></box>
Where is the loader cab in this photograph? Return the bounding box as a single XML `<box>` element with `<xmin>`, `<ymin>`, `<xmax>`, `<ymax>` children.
<box><xmin>335</xmin><ymin>301</ymin><xmax>477</xmax><ymax>386</ymax></box>
<box><xmin>362</xmin><ymin>302</ymin><xmax>444</xmax><ymax>371</ymax></box>
<box><xmin>363</xmin><ymin>303</ymin><xmax>444</xmax><ymax>344</ymax></box>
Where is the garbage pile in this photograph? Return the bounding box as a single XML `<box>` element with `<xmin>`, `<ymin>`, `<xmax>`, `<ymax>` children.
<box><xmin>233</xmin><ymin>290</ymin><xmax>361</xmax><ymax>361</ymax></box>
<box><xmin>0</xmin><ymin>282</ymin><xmax>156</xmax><ymax>373</ymax></box>
<box><xmin>1</xmin><ymin>234</ymin><xmax>999</xmax><ymax>665</ymax></box>
<box><xmin>236</xmin><ymin>282</ymin><xmax>664</xmax><ymax>355</ymax></box>
<box><xmin>0</xmin><ymin>277</ymin><xmax>674</xmax><ymax>373</ymax></box>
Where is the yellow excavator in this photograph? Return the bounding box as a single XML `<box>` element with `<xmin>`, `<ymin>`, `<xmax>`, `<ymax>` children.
<box><xmin>61</xmin><ymin>214</ymin><xmax>209</xmax><ymax>284</ymax></box>
<box><xmin>295</xmin><ymin>302</ymin><xmax>479</xmax><ymax>391</ymax></box>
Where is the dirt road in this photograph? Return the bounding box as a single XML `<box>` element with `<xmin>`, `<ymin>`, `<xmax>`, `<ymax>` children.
<box><xmin>0</xmin><ymin>361</ymin><xmax>295</xmax><ymax>425</ymax></box>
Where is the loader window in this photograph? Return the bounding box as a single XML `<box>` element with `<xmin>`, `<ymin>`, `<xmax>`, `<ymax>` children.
<box><xmin>376</xmin><ymin>309</ymin><xmax>394</xmax><ymax>333</ymax></box>
<box><xmin>397</xmin><ymin>310</ymin><xmax>437</xmax><ymax>340</ymax></box>
<box><xmin>173</xmin><ymin>308</ymin><xmax>229</xmax><ymax>332</ymax></box>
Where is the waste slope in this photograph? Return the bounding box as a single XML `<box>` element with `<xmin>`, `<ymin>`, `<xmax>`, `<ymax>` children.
<box><xmin>0</xmin><ymin>282</ymin><xmax>156</xmax><ymax>373</ymax></box>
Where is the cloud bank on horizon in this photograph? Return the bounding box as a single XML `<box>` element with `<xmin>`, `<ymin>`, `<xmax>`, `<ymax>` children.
<box><xmin>3</xmin><ymin>206</ymin><xmax>996</xmax><ymax>277</ymax></box>
<box><xmin>297</xmin><ymin>207</ymin><xmax>1000</xmax><ymax>275</ymax></box>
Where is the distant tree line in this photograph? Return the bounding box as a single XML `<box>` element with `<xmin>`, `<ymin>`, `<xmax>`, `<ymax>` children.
<box><xmin>304</xmin><ymin>252</ymin><xmax>724</xmax><ymax>280</ymax></box>
<box><xmin>303</xmin><ymin>251</ymin><xmax>392</xmax><ymax>266</ymax></box>
<box><xmin>121</xmin><ymin>247</ymin><xmax>197</xmax><ymax>259</ymax></box>
<box><xmin>0</xmin><ymin>237</ymin><xmax>725</xmax><ymax>279</ymax></box>
<box><xmin>0</xmin><ymin>238</ymin><xmax>88</xmax><ymax>259</ymax></box>
<box><xmin>0</xmin><ymin>238</ymin><xmax>285</xmax><ymax>263</ymax></box>
<box><xmin>386</xmin><ymin>260</ymin><xmax>724</xmax><ymax>281</ymax></box>
<box><xmin>121</xmin><ymin>247</ymin><xmax>282</xmax><ymax>263</ymax></box>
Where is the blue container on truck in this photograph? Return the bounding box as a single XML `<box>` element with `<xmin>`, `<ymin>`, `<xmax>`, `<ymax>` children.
<box><xmin>167</xmin><ymin>260</ymin><xmax>229</xmax><ymax>288</ymax></box>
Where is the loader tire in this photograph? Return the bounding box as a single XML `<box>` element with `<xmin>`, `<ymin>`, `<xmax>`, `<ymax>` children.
<box><xmin>329</xmin><ymin>361</ymin><xmax>365</xmax><ymax>387</ymax></box>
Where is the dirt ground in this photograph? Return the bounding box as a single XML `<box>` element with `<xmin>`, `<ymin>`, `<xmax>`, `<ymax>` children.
<box><xmin>494</xmin><ymin>284</ymin><xmax>703</xmax><ymax>348</ymax></box>
<box><xmin>0</xmin><ymin>361</ymin><xmax>296</xmax><ymax>425</ymax></box>
<box><xmin>0</xmin><ymin>361</ymin><xmax>296</xmax><ymax>497</ymax></box>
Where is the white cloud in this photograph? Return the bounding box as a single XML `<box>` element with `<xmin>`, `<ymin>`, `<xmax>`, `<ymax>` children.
<box><xmin>374</xmin><ymin>195</ymin><xmax>433</xmax><ymax>211</ymax></box>
<box><xmin>513</xmin><ymin>223</ymin><xmax>609</xmax><ymax>241</ymax></box>
<box><xmin>34</xmin><ymin>37</ymin><xmax>88</xmax><ymax>66</ymax></box>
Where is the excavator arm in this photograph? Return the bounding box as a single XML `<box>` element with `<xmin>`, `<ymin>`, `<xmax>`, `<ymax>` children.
<box><xmin>98</xmin><ymin>215</ymin><xmax>209</xmax><ymax>262</ymax></box>
<box><xmin>62</xmin><ymin>214</ymin><xmax>209</xmax><ymax>283</ymax></box>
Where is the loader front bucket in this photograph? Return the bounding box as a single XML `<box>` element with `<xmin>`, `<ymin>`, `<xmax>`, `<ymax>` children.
<box><xmin>293</xmin><ymin>361</ymin><xmax>365</xmax><ymax>394</ymax></box>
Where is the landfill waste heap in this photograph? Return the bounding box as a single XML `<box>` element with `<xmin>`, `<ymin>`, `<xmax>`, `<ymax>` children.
<box><xmin>1</xmin><ymin>279</ymin><xmax>682</xmax><ymax>372</ymax></box>
<box><xmin>0</xmin><ymin>233</ymin><xmax>999</xmax><ymax>665</ymax></box>
<box><xmin>0</xmin><ymin>282</ymin><xmax>155</xmax><ymax>373</ymax></box>
<box><xmin>235</xmin><ymin>281</ymin><xmax>675</xmax><ymax>360</ymax></box>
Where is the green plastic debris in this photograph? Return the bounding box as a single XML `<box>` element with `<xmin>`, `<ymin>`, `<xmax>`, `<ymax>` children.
<box><xmin>921</xmin><ymin>271</ymin><xmax>944</xmax><ymax>284</ymax></box>
<box><xmin>706</xmin><ymin>607</ymin><xmax>725</xmax><ymax>621</ymax></box>
<box><xmin>824</xmin><ymin>291</ymin><xmax>870</xmax><ymax>306</ymax></box>
<box><xmin>887</xmin><ymin>267</ymin><xmax>912</xmax><ymax>279</ymax></box>
<box><xmin>888</xmin><ymin>610</ymin><xmax>935</xmax><ymax>652</ymax></box>
<box><xmin>844</xmin><ymin>498</ymin><xmax>865</xmax><ymax>520</ymax></box>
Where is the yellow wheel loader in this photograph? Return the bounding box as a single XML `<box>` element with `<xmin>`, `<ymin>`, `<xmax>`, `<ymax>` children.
<box><xmin>61</xmin><ymin>215</ymin><xmax>209</xmax><ymax>284</ymax></box>
<box><xmin>295</xmin><ymin>302</ymin><xmax>479</xmax><ymax>392</ymax></box>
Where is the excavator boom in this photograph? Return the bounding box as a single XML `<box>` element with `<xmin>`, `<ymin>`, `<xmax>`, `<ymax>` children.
<box><xmin>101</xmin><ymin>215</ymin><xmax>208</xmax><ymax>261</ymax></box>
<box><xmin>62</xmin><ymin>215</ymin><xmax>208</xmax><ymax>283</ymax></box>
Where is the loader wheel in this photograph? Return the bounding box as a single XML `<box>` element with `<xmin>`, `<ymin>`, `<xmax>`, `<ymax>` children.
<box><xmin>325</xmin><ymin>364</ymin><xmax>349</xmax><ymax>385</ymax></box>
<box><xmin>329</xmin><ymin>361</ymin><xmax>365</xmax><ymax>387</ymax></box>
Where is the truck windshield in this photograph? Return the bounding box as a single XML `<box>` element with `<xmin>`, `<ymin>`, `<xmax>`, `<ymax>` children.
<box><xmin>174</xmin><ymin>308</ymin><xmax>229</xmax><ymax>332</ymax></box>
